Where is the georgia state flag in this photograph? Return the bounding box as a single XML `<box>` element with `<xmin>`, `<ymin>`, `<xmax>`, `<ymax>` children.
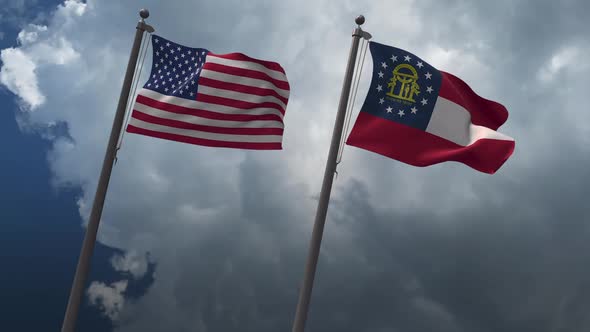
<box><xmin>346</xmin><ymin>41</ymin><xmax>515</xmax><ymax>174</ymax></box>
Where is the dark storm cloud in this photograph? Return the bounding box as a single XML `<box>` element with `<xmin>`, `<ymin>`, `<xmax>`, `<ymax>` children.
<box><xmin>4</xmin><ymin>0</ymin><xmax>590</xmax><ymax>331</ymax></box>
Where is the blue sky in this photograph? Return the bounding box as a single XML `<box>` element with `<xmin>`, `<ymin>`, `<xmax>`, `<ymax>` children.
<box><xmin>1</xmin><ymin>1</ymin><xmax>590</xmax><ymax>332</ymax></box>
<box><xmin>0</xmin><ymin>1</ymin><xmax>154</xmax><ymax>330</ymax></box>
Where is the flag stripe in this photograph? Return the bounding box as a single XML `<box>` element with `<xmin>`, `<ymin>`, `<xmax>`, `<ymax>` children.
<box><xmin>207</xmin><ymin>53</ymin><xmax>287</xmax><ymax>77</ymax></box>
<box><xmin>136</xmin><ymin>94</ymin><xmax>284</xmax><ymax>122</ymax></box>
<box><xmin>137</xmin><ymin>89</ymin><xmax>284</xmax><ymax>120</ymax></box>
<box><xmin>439</xmin><ymin>71</ymin><xmax>508</xmax><ymax>130</ymax></box>
<box><xmin>196</xmin><ymin>93</ymin><xmax>286</xmax><ymax>115</ymax></box>
<box><xmin>131</xmin><ymin>110</ymin><xmax>284</xmax><ymax>135</ymax></box>
<box><xmin>199</xmin><ymin>70</ymin><xmax>290</xmax><ymax>98</ymax></box>
<box><xmin>347</xmin><ymin>112</ymin><xmax>515</xmax><ymax>174</ymax></box>
<box><xmin>128</xmin><ymin>117</ymin><xmax>283</xmax><ymax>143</ymax></box>
<box><xmin>127</xmin><ymin>124</ymin><xmax>283</xmax><ymax>150</ymax></box>
<box><xmin>134</xmin><ymin>102</ymin><xmax>284</xmax><ymax>129</ymax></box>
<box><xmin>201</xmin><ymin>63</ymin><xmax>290</xmax><ymax>90</ymax></box>
<box><xmin>196</xmin><ymin>85</ymin><xmax>286</xmax><ymax>110</ymax></box>
<box><xmin>426</xmin><ymin>97</ymin><xmax>514</xmax><ymax>146</ymax></box>
<box><xmin>199</xmin><ymin>77</ymin><xmax>289</xmax><ymax>105</ymax></box>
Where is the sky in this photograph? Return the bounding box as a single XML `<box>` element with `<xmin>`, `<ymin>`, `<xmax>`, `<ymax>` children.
<box><xmin>1</xmin><ymin>0</ymin><xmax>589</xmax><ymax>331</ymax></box>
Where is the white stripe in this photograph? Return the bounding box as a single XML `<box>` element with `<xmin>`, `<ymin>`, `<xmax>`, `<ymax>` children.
<box><xmin>134</xmin><ymin>102</ymin><xmax>284</xmax><ymax>129</ymax></box>
<box><xmin>200</xmin><ymin>69</ymin><xmax>290</xmax><ymax>98</ymax></box>
<box><xmin>137</xmin><ymin>89</ymin><xmax>284</xmax><ymax>120</ymax></box>
<box><xmin>205</xmin><ymin>55</ymin><xmax>288</xmax><ymax>82</ymax></box>
<box><xmin>128</xmin><ymin>118</ymin><xmax>283</xmax><ymax>143</ymax></box>
<box><xmin>197</xmin><ymin>85</ymin><xmax>286</xmax><ymax>110</ymax></box>
<box><xmin>426</xmin><ymin>97</ymin><xmax>514</xmax><ymax>146</ymax></box>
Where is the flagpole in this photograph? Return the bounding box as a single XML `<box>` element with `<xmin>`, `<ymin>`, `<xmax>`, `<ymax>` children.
<box><xmin>291</xmin><ymin>15</ymin><xmax>366</xmax><ymax>332</ymax></box>
<box><xmin>60</xmin><ymin>9</ymin><xmax>154</xmax><ymax>332</ymax></box>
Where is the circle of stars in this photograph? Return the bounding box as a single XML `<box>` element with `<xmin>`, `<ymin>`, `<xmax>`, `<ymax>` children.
<box><xmin>376</xmin><ymin>52</ymin><xmax>435</xmax><ymax>117</ymax></box>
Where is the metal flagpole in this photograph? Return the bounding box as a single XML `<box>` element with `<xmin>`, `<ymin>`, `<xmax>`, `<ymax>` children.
<box><xmin>291</xmin><ymin>15</ymin><xmax>367</xmax><ymax>332</ymax></box>
<box><xmin>60</xmin><ymin>9</ymin><xmax>154</xmax><ymax>332</ymax></box>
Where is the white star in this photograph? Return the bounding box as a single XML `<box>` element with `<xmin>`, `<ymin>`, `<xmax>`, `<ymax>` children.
<box><xmin>172</xmin><ymin>84</ymin><xmax>176</xmax><ymax>89</ymax></box>
<box><xmin>164</xmin><ymin>87</ymin><xmax>169</xmax><ymax>92</ymax></box>
<box><xmin>379</xmin><ymin>98</ymin><xmax>385</xmax><ymax>104</ymax></box>
<box><xmin>164</xmin><ymin>53</ymin><xmax>169</xmax><ymax>58</ymax></box>
<box><xmin>154</xmin><ymin>63</ymin><xmax>159</xmax><ymax>68</ymax></box>
<box><xmin>172</xmin><ymin>68</ymin><xmax>176</xmax><ymax>72</ymax></box>
<box><xmin>426</xmin><ymin>86</ymin><xmax>433</xmax><ymax>93</ymax></box>
<box><xmin>391</xmin><ymin>55</ymin><xmax>397</xmax><ymax>62</ymax></box>
<box><xmin>191</xmin><ymin>80</ymin><xmax>195</xmax><ymax>85</ymax></box>
<box><xmin>155</xmin><ymin>84</ymin><xmax>159</xmax><ymax>88</ymax></box>
<box><xmin>378</xmin><ymin>71</ymin><xmax>384</xmax><ymax>78</ymax></box>
<box><xmin>147</xmin><ymin>83</ymin><xmax>151</xmax><ymax>87</ymax></box>
<box><xmin>174</xmin><ymin>56</ymin><xmax>179</xmax><ymax>61</ymax></box>
<box><xmin>177</xmin><ymin>46</ymin><xmax>181</xmax><ymax>51</ymax></box>
<box><xmin>190</xmin><ymin>92</ymin><xmax>194</xmax><ymax>96</ymax></box>
<box><xmin>404</xmin><ymin>55</ymin><xmax>411</xmax><ymax>62</ymax></box>
<box><xmin>170</xmin><ymin>49</ymin><xmax>175</xmax><ymax>54</ymax></box>
<box><xmin>381</xmin><ymin>62</ymin><xmax>388</xmax><ymax>69</ymax></box>
<box><xmin>411</xmin><ymin>106</ymin><xmax>418</xmax><ymax>114</ymax></box>
<box><xmin>152</xmin><ymin>74</ymin><xmax>156</xmax><ymax>78</ymax></box>
<box><xmin>185</xmin><ymin>60</ymin><xmax>189</xmax><ymax>64</ymax></box>
<box><xmin>386</xmin><ymin>106</ymin><xmax>393</xmax><ymax>113</ymax></box>
<box><xmin>154</xmin><ymin>38</ymin><xmax>159</xmax><ymax>43</ymax></box>
<box><xmin>176</xmin><ymin>74</ymin><xmax>180</xmax><ymax>78</ymax></box>
<box><xmin>421</xmin><ymin>98</ymin><xmax>428</xmax><ymax>105</ymax></box>
<box><xmin>181</xmin><ymin>53</ymin><xmax>185</xmax><ymax>58</ymax></box>
<box><xmin>398</xmin><ymin>110</ymin><xmax>405</xmax><ymax>116</ymax></box>
<box><xmin>425</xmin><ymin>72</ymin><xmax>432</xmax><ymax>79</ymax></box>
<box><xmin>160</xmin><ymin>46</ymin><xmax>164</xmax><ymax>51</ymax></box>
<box><xmin>191</xmin><ymin>56</ymin><xmax>195</xmax><ymax>61</ymax></box>
<box><xmin>155</xmin><ymin>51</ymin><xmax>159</xmax><ymax>56</ymax></box>
<box><xmin>178</xmin><ymin>63</ymin><xmax>182</xmax><ymax>68</ymax></box>
<box><xmin>377</xmin><ymin>84</ymin><xmax>383</xmax><ymax>92</ymax></box>
<box><xmin>417</xmin><ymin>61</ymin><xmax>424</xmax><ymax>68</ymax></box>
<box><xmin>162</xmin><ymin>81</ymin><xmax>166</xmax><ymax>85</ymax></box>
<box><xmin>182</xmin><ymin>70</ymin><xmax>186</xmax><ymax>75</ymax></box>
<box><xmin>168</xmin><ymin>77</ymin><xmax>172</xmax><ymax>82</ymax></box>
<box><xmin>178</xmin><ymin>80</ymin><xmax>182</xmax><ymax>85</ymax></box>
<box><xmin>163</xmin><ymin>65</ymin><xmax>168</xmax><ymax>70</ymax></box>
<box><xmin>166</xmin><ymin>42</ymin><xmax>170</xmax><ymax>47</ymax></box>
<box><xmin>159</xmin><ymin>58</ymin><xmax>164</xmax><ymax>63</ymax></box>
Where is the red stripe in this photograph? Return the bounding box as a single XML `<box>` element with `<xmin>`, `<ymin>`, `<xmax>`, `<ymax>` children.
<box><xmin>126</xmin><ymin>124</ymin><xmax>282</xmax><ymax>150</ymax></box>
<box><xmin>136</xmin><ymin>94</ymin><xmax>284</xmax><ymax>122</ymax></box>
<box><xmin>439</xmin><ymin>71</ymin><xmax>509</xmax><ymax>130</ymax></box>
<box><xmin>202</xmin><ymin>63</ymin><xmax>290</xmax><ymax>91</ymax></box>
<box><xmin>199</xmin><ymin>77</ymin><xmax>289</xmax><ymax>105</ymax></box>
<box><xmin>196</xmin><ymin>93</ymin><xmax>285</xmax><ymax>115</ymax></box>
<box><xmin>346</xmin><ymin>112</ymin><xmax>515</xmax><ymax>174</ymax></box>
<box><xmin>208</xmin><ymin>52</ymin><xmax>286</xmax><ymax>74</ymax></box>
<box><xmin>131</xmin><ymin>110</ymin><xmax>284</xmax><ymax>136</ymax></box>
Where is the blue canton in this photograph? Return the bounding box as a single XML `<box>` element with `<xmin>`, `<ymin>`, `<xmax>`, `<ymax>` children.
<box><xmin>360</xmin><ymin>42</ymin><xmax>442</xmax><ymax>131</ymax></box>
<box><xmin>144</xmin><ymin>35</ymin><xmax>208</xmax><ymax>100</ymax></box>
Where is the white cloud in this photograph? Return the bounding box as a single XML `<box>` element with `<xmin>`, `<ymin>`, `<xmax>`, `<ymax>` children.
<box><xmin>111</xmin><ymin>251</ymin><xmax>149</xmax><ymax>279</ymax></box>
<box><xmin>0</xmin><ymin>47</ymin><xmax>44</xmax><ymax>108</ymax></box>
<box><xmin>87</xmin><ymin>280</ymin><xmax>128</xmax><ymax>320</ymax></box>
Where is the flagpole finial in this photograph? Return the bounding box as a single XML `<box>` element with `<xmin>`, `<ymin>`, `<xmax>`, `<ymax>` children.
<box><xmin>355</xmin><ymin>15</ymin><xmax>365</xmax><ymax>26</ymax></box>
<box><xmin>139</xmin><ymin>8</ymin><xmax>149</xmax><ymax>19</ymax></box>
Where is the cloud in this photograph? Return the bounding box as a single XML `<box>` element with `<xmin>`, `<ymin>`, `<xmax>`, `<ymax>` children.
<box><xmin>110</xmin><ymin>251</ymin><xmax>149</xmax><ymax>279</ymax></box>
<box><xmin>2</xmin><ymin>0</ymin><xmax>590</xmax><ymax>331</ymax></box>
<box><xmin>87</xmin><ymin>280</ymin><xmax>128</xmax><ymax>320</ymax></box>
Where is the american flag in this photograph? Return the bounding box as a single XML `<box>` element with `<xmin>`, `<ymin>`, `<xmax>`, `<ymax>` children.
<box><xmin>126</xmin><ymin>35</ymin><xmax>290</xmax><ymax>150</ymax></box>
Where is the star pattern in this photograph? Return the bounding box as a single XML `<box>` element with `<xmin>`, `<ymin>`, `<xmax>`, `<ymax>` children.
<box><xmin>145</xmin><ymin>36</ymin><xmax>208</xmax><ymax>100</ymax></box>
<box><xmin>370</xmin><ymin>44</ymin><xmax>442</xmax><ymax>129</ymax></box>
